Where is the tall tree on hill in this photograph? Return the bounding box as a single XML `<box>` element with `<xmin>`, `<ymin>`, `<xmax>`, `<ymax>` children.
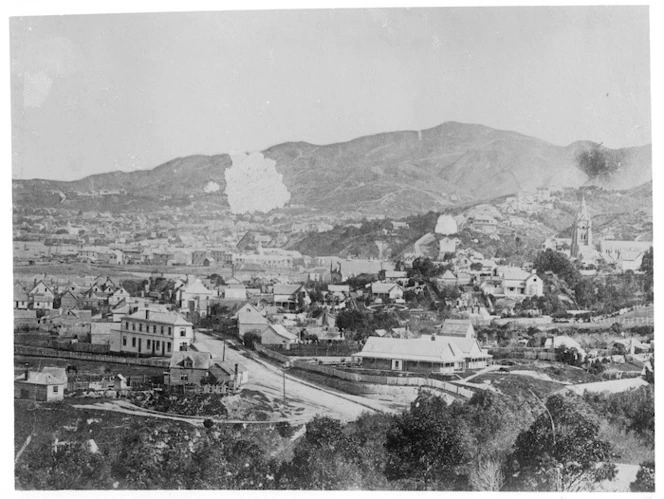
<box><xmin>505</xmin><ymin>393</ymin><xmax>616</xmax><ymax>492</ymax></box>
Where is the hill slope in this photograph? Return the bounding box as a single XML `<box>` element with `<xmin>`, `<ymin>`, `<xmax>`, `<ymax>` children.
<box><xmin>13</xmin><ymin>122</ymin><xmax>651</xmax><ymax>217</ymax></box>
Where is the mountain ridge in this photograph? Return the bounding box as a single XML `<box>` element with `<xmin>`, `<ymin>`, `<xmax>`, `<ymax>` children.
<box><xmin>13</xmin><ymin>121</ymin><xmax>652</xmax><ymax>218</ymax></box>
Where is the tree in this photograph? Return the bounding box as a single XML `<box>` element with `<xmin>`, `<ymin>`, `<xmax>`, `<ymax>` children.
<box><xmin>384</xmin><ymin>392</ymin><xmax>474</xmax><ymax>490</ymax></box>
<box><xmin>506</xmin><ymin>393</ymin><xmax>616</xmax><ymax>492</ymax></box>
<box><xmin>640</xmin><ymin>247</ymin><xmax>653</xmax><ymax>298</ymax></box>
<box><xmin>534</xmin><ymin>249</ymin><xmax>581</xmax><ymax>287</ymax></box>
<box><xmin>630</xmin><ymin>461</ymin><xmax>654</xmax><ymax>492</ymax></box>
<box><xmin>555</xmin><ymin>346</ymin><xmax>584</xmax><ymax>367</ymax></box>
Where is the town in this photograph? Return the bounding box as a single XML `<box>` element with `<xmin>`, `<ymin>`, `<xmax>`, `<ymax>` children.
<box><xmin>11</xmin><ymin>5</ymin><xmax>654</xmax><ymax>494</ymax></box>
<box><xmin>14</xmin><ymin>185</ymin><xmax>655</xmax><ymax>491</ymax></box>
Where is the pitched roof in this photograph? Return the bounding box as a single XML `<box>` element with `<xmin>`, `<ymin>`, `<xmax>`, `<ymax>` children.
<box><xmin>127</xmin><ymin>309</ymin><xmax>193</xmax><ymax>326</ymax></box>
<box><xmin>353</xmin><ymin>336</ymin><xmax>461</xmax><ymax>363</ymax></box>
<box><xmin>439</xmin><ymin>319</ymin><xmax>474</xmax><ymax>338</ymax></box>
<box><xmin>233</xmin><ymin>303</ymin><xmax>269</xmax><ymax>324</ymax></box>
<box><xmin>273</xmin><ymin>284</ymin><xmax>303</xmax><ymax>296</ymax></box>
<box><xmin>263</xmin><ymin>324</ymin><xmax>298</xmax><ymax>342</ymax></box>
<box><xmin>371</xmin><ymin>282</ymin><xmax>400</xmax><ymax>294</ymax></box>
<box><xmin>16</xmin><ymin>367</ymin><xmax>68</xmax><ymax>385</ymax></box>
<box><xmin>169</xmin><ymin>351</ymin><xmax>212</xmax><ymax>370</ymax></box>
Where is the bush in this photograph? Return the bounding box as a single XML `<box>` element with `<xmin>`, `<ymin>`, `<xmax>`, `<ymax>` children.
<box><xmin>630</xmin><ymin>461</ymin><xmax>654</xmax><ymax>492</ymax></box>
<box><xmin>243</xmin><ymin>331</ymin><xmax>262</xmax><ymax>349</ymax></box>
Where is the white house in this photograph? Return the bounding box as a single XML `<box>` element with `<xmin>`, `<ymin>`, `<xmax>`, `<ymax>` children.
<box><xmin>110</xmin><ymin>308</ymin><xmax>194</xmax><ymax>356</ymax></box>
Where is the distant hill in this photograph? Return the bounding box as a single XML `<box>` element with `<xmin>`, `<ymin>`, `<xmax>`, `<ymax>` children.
<box><xmin>13</xmin><ymin>121</ymin><xmax>651</xmax><ymax>217</ymax></box>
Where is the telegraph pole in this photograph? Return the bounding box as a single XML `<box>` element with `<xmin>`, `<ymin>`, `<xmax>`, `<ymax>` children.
<box><xmin>222</xmin><ymin>339</ymin><xmax>226</xmax><ymax>362</ymax></box>
<box><xmin>282</xmin><ymin>371</ymin><xmax>286</xmax><ymax>401</ymax></box>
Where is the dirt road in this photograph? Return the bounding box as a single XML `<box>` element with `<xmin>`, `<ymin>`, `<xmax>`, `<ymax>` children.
<box><xmin>194</xmin><ymin>332</ymin><xmax>404</xmax><ymax>421</ymax></box>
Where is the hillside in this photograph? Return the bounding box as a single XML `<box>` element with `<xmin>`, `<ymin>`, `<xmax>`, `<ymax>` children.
<box><xmin>13</xmin><ymin>122</ymin><xmax>651</xmax><ymax>218</ymax></box>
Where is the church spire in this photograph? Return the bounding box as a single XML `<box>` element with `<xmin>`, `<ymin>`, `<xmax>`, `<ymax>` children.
<box><xmin>578</xmin><ymin>194</ymin><xmax>590</xmax><ymax>221</ymax></box>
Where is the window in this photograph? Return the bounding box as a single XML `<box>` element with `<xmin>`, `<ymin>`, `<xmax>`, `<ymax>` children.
<box><xmin>122</xmin><ymin>336</ymin><xmax>127</xmax><ymax>346</ymax></box>
<box><xmin>132</xmin><ymin>337</ymin><xmax>136</xmax><ymax>347</ymax></box>
<box><xmin>180</xmin><ymin>329</ymin><xmax>186</xmax><ymax>337</ymax></box>
<box><xmin>132</xmin><ymin>323</ymin><xmax>135</xmax><ymax>331</ymax></box>
<box><xmin>147</xmin><ymin>339</ymin><xmax>151</xmax><ymax>348</ymax></box>
<box><xmin>153</xmin><ymin>325</ymin><xmax>157</xmax><ymax>333</ymax></box>
<box><xmin>139</xmin><ymin>324</ymin><xmax>142</xmax><ymax>332</ymax></box>
<box><xmin>167</xmin><ymin>342</ymin><xmax>171</xmax><ymax>352</ymax></box>
<box><xmin>168</xmin><ymin>327</ymin><xmax>172</xmax><ymax>335</ymax></box>
<box><xmin>156</xmin><ymin>340</ymin><xmax>160</xmax><ymax>348</ymax></box>
<box><xmin>161</xmin><ymin>326</ymin><xmax>164</xmax><ymax>334</ymax></box>
<box><xmin>180</xmin><ymin>374</ymin><xmax>188</xmax><ymax>381</ymax></box>
<box><xmin>125</xmin><ymin>321</ymin><xmax>129</xmax><ymax>330</ymax></box>
<box><xmin>53</xmin><ymin>386</ymin><xmax>59</xmax><ymax>393</ymax></box>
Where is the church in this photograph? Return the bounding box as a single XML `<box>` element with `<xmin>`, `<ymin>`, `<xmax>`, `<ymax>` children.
<box><xmin>570</xmin><ymin>196</ymin><xmax>593</xmax><ymax>260</ymax></box>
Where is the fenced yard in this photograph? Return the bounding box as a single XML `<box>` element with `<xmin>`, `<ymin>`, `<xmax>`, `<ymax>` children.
<box><xmin>263</xmin><ymin>341</ymin><xmax>362</xmax><ymax>357</ymax></box>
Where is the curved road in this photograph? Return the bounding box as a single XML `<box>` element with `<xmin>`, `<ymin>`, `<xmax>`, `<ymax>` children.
<box><xmin>194</xmin><ymin>332</ymin><xmax>404</xmax><ymax>422</ymax></box>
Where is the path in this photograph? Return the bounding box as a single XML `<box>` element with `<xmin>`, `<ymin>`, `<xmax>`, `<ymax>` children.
<box><xmin>194</xmin><ymin>332</ymin><xmax>404</xmax><ymax>421</ymax></box>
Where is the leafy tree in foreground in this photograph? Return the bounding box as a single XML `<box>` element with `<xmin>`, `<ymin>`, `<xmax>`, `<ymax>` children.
<box><xmin>630</xmin><ymin>461</ymin><xmax>655</xmax><ymax>492</ymax></box>
<box><xmin>384</xmin><ymin>392</ymin><xmax>473</xmax><ymax>490</ymax></box>
<box><xmin>506</xmin><ymin>393</ymin><xmax>616</xmax><ymax>492</ymax></box>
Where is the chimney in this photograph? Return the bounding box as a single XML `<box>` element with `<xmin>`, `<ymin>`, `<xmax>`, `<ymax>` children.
<box><xmin>24</xmin><ymin>369</ymin><xmax>29</xmax><ymax>380</ymax></box>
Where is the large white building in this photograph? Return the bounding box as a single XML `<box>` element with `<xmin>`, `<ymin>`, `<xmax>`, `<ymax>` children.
<box><xmin>110</xmin><ymin>308</ymin><xmax>194</xmax><ymax>356</ymax></box>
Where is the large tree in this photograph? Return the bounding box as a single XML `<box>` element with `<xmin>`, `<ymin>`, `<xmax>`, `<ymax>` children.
<box><xmin>506</xmin><ymin>393</ymin><xmax>616</xmax><ymax>492</ymax></box>
<box><xmin>384</xmin><ymin>392</ymin><xmax>474</xmax><ymax>490</ymax></box>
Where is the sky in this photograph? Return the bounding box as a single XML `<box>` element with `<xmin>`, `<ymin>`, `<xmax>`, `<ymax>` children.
<box><xmin>10</xmin><ymin>6</ymin><xmax>652</xmax><ymax>181</ymax></box>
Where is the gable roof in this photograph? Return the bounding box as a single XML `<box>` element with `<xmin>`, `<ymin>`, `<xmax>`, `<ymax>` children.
<box><xmin>273</xmin><ymin>284</ymin><xmax>303</xmax><ymax>296</ymax></box>
<box><xmin>127</xmin><ymin>309</ymin><xmax>193</xmax><ymax>326</ymax></box>
<box><xmin>263</xmin><ymin>324</ymin><xmax>298</xmax><ymax>342</ymax></box>
<box><xmin>371</xmin><ymin>282</ymin><xmax>400</xmax><ymax>294</ymax></box>
<box><xmin>233</xmin><ymin>303</ymin><xmax>269</xmax><ymax>324</ymax></box>
<box><xmin>16</xmin><ymin>367</ymin><xmax>68</xmax><ymax>385</ymax></box>
<box><xmin>353</xmin><ymin>336</ymin><xmax>461</xmax><ymax>363</ymax></box>
<box><xmin>169</xmin><ymin>351</ymin><xmax>212</xmax><ymax>370</ymax></box>
<box><xmin>439</xmin><ymin>319</ymin><xmax>475</xmax><ymax>338</ymax></box>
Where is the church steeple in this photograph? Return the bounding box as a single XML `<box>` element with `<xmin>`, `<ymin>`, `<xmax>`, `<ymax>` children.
<box><xmin>571</xmin><ymin>194</ymin><xmax>592</xmax><ymax>258</ymax></box>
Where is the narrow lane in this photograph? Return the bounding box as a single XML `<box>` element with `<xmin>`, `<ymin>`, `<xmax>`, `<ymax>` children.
<box><xmin>194</xmin><ymin>332</ymin><xmax>403</xmax><ymax>422</ymax></box>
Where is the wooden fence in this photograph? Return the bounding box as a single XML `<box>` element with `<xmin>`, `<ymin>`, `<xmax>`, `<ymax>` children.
<box><xmin>264</xmin><ymin>342</ymin><xmax>362</xmax><ymax>358</ymax></box>
<box><xmin>15</xmin><ymin>344</ymin><xmax>170</xmax><ymax>368</ymax></box>
<box><xmin>254</xmin><ymin>343</ymin><xmax>291</xmax><ymax>364</ymax></box>
<box><xmin>291</xmin><ymin>360</ymin><xmax>475</xmax><ymax>399</ymax></box>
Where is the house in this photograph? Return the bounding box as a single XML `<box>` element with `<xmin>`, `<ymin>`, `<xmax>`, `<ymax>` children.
<box><xmin>494</xmin><ymin>267</ymin><xmax>543</xmax><ymax>297</ymax></box>
<box><xmin>14</xmin><ymin>284</ymin><xmax>29</xmax><ymax>309</ymax></box>
<box><xmin>177</xmin><ymin>279</ymin><xmax>217</xmax><ymax>317</ymax></box>
<box><xmin>59</xmin><ymin>290</ymin><xmax>79</xmax><ymax>310</ymax></box>
<box><xmin>110</xmin><ymin>308</ymin><xmax>194</xmax><ymax>356</ymax></box>
<box><xmin>15</xmin><ymin>367</ymin><xmax>68</xmax><ymax>402</ymax></box>
<box><xmin>222</xmin><ymin>279</ymin><xmax>247</xmax><ymax>300</ymax></box>
<box><xmin>43</xmin><ymin>308</ymin><xmax>92</xmax><ymax>337</ymax></box>
<box><xmin>108</xmin><ymin>288</ymin><xmax>131</xmax><ymax>307</ymax></box>
<box><xmin>234</xmin><ymin>303</ymin><xmax>269</xmax><ymax>338</ymax></box>
<box><xmin>436</xmin><ymin>319</ymin><xmax>476</xmax><ymax>339</ymax></box>
<box><xmin>261</xmin><ymin>324</ymin><xmax>299</xmax><ymax>346</ymax></box>
<box><xmin>208</xmin><ymin>361</ymin><xmax>249</xmax><ymax>388</ymax></box>
<box><xmin>166</xmin><ymin>351</ymin><xmax>214</xmax><ymax>386</ymax></box>
<box><xmin>437</xmin><ymin>270</ymin><xmax>458</xmax><ymax>288</ymax></box>
<box><xmin>28</xmin><ymin>280</ymin><xmax>55</xmax><ymax>310</ymax></box>
<box><xmin>273</xmin><ymin>284</ymin><xmax>309</xmax><ymax>311</ymax></box>
<box><xmin>370</xmin><ymin>282</ymin><xmax>404</xmax><ymax>301</ymax></box>
<box><xmin>352</xmin><ymin>335</ymin><xmax>491</xmax><ymax>374</ymax></box>
<box><xmin>14</xmin><ymin>309</ymin><xmax>38</xmax><ymax>329</ymax></box>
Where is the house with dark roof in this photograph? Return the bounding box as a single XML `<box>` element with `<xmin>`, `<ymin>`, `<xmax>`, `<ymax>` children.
<box><xmin>15</xmin><ymin>367</ymin><xmax>68</xmax><ymax>402</ymax></box>
<box><xmin>261</xmin><ymin>324</ymin><xmax>299</xmax><ymax>346</ymax></box>
<box><xmin>14</xmin><ymin>284</ymin><xmax>29</xmax><ymax>310</ymax></box>
<box><xmin>272</xmin><ymin>284</ymin><xmax>309</xmax><ymax>311</ymax></box>
<box><xmin>436</xmin><ymin>319</ymin><xmax>476</xmax><ymax>339</ymax></box>
<box><xmin>167</xmin><ymin>351</ymin><xmax>213</xmax><ymax>385</ymax></box>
